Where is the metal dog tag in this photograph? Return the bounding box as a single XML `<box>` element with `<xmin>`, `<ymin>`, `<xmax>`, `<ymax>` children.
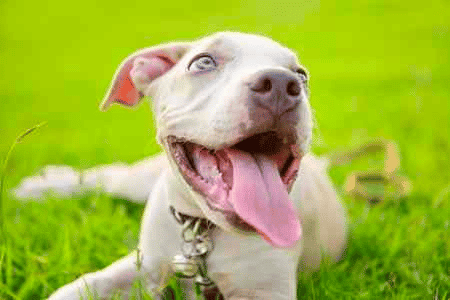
<box><xmin>171</xmin><ymin>254</ymin><xmax>199</xmax><ymax>278</ymax></box>
<box><xmin>170</xmin><ymin>206</ymin><xmax>218</xmax><ymax>294</ymax></box>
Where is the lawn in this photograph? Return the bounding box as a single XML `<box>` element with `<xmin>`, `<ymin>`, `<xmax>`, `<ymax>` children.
<box><xmin>0</xmin><ymin>0</ymin><xmax>449</xmax><ymax>299</ymax></box>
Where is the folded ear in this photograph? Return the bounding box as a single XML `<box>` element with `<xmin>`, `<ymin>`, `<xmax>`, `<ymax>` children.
<box><xmin>100</xmin><ymin>42</ymin><xmax>191</xmax><ymax>111</ymax></box>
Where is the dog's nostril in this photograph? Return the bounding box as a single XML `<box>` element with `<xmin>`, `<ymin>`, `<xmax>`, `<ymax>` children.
<box><xmin>262</xmin><ymin>78</ymin><xmax>272</xmax><ymax>92</ymax></box>
<box><xmin>251</xmin><ymin>77</ymin><xmax>272</xmax><ymax>93</ymax></box>
<box><xmin>287</xmin><ymin>81</ymin><xmax>300</xmax><ymax>97</ymax></box>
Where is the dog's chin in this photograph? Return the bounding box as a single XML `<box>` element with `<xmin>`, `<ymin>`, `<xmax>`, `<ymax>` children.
<box><xmin>167</xmin><ymin>131</ymin><xmax>302</xmax><ymax>234</ymax></box>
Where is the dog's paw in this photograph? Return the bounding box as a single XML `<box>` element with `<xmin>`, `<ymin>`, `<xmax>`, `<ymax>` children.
<box><xmin>12</xmin><ymin>165</ymin><xmax>83</xmax><ymax>200</ymax></box>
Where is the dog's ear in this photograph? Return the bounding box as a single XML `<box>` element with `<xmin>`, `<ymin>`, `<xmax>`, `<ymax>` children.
<box><xmin>100</xmin><ymin>42</ymin><xmax>190</xmax><ymax>111</ymax></box>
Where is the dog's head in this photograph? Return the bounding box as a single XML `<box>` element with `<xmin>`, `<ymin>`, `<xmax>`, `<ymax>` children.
<box><xmin>101</xmin><ymin>32</ymin><xmax>312</xmax><ymax>248</ymax></box>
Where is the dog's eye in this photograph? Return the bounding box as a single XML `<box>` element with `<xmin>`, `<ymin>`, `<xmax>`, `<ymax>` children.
<box><xmin>295</xmin><ymin>68</ymin><xmax>308</xmax><ymax>83</ymax></box>
<box><xmin>188</xmin><ymin>55</ymin><xmax>217</xmax><ymax>72</ymax></box>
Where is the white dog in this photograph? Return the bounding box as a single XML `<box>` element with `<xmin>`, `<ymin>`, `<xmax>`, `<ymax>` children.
<box><xmin>14</xmin><ymin>32</ymin><xmax>347</xmax><ymax>299</ymax></box>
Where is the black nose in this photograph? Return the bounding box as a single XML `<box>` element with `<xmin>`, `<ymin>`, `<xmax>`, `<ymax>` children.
<box><xmin>249</xmin><ymin>69</ymin><xmax>301</xmax><ymax>114</ymax></box>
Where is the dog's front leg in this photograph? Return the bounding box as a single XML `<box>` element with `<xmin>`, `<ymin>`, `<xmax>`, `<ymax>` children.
<box><xmin>48</xmin><ymin>250</ymin><xmax>180</xmax><ymax>300</ymax></box>
<box><xmin>48</xmin><ymin>250</ymin><xmax>179</xmax><ymax>300</ymax></box>
<box><xmin>13</xmin><ymin>154</ymin><xmax>168</xmax><ymax>203</ymax></box>
<box><xmin>47</xmin><ymin>252</ymin><xmax>153</xmax><ymax>300</ymax></box>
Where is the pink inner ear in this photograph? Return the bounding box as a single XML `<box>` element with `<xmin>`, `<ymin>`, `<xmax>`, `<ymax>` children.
<box><xmin>110</xmin><ymin>73</ymin><xmax>142</xmax><ymax>107</ymax></box>
<box><xmin>105</xmin><ymin>59</ymin><xmax>139</xmax><ymax>107</ymax></box>
<box><xmin>102</xmin><ymin>52</ymin><xmax>175</xmax><ymax>110</ymax></box>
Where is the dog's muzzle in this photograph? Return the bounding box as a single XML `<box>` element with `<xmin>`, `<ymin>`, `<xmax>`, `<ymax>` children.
<box><xmin>167</xmin><ymin>130</ymin><xmax>303</xmax><ymax>248</ymax></box>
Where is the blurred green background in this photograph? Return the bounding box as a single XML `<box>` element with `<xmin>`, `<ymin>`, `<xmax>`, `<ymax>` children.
<box><xmin>1</xmin><ymin>0</ymin><xmax>449</xmax><ymax>193</ymax></box>
<box><xmin>1</xmin><ymin>0</ymin><xmax>449</xmax><ymax>298</ymax></box>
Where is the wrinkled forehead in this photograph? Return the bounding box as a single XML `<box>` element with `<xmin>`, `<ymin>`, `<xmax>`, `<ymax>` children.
<box><xmin>188</xmin><ymin>32</ymin><xmax>299</xmax><ymax>68</ymax></box>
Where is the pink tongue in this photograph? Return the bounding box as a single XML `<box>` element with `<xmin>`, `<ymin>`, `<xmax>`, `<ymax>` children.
<box><xmin>224</xmin><ymin>149</ymin><xmax>302</xmax><ymax>247</ymax></box>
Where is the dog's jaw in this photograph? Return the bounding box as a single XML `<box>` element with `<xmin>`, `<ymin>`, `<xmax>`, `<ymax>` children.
<box><xmin>166</xmin><ymin>131</ymin><xmax>303</xmax><ymax>248</ymax></box>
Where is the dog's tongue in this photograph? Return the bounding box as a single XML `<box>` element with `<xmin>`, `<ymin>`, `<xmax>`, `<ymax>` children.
<box><xmin>224</xmin><ymin>149</ymin><xmax>301</xmax><ymax>247</ymax></box>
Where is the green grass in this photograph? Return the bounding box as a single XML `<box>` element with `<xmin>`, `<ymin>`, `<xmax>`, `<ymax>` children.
<box><xmin>1</xmin><ymin>0</ymin><xmax>449</xmax><ymax>298</ymax></box>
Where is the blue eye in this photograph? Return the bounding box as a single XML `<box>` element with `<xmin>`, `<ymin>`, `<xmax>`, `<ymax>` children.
<box><xmin>188</xmin><ymin>55</ymin><xmax>217</xmax><ymax>72</ymax></box>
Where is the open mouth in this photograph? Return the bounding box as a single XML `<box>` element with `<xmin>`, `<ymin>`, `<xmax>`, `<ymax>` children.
<box><xmin>168</xmin><ymin>131</ymin><xmax>302</xmax><ymax>248</ymax></box>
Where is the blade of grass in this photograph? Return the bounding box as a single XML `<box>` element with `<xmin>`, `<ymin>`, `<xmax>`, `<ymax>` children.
<box><xmin>0</xmin><ymin>121</ymin><xmax>47</xmax><ymax>239</ymax></box>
